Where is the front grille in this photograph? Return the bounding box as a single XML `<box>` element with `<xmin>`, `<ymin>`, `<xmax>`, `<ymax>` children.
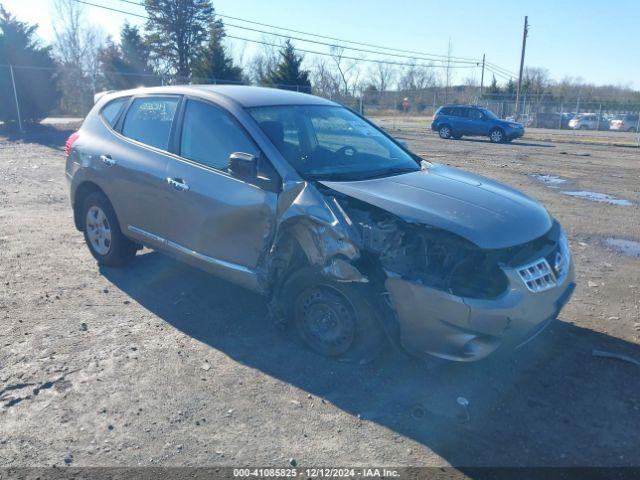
<box><xmin>517</xmin><ymin>258</ymin><xmax>557</xmax><ymax>293</ymax></box>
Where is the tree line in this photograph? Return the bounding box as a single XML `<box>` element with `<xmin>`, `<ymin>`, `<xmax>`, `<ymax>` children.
<box><xmin>1</xmin><ymin>0</ymin><xmax>639</xmax><ymax>126</ymax></box>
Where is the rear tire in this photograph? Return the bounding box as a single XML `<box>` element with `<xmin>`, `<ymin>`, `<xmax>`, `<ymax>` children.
<box><xmin>82</xmin><ymin>191</ymin><xmax>137</xmax><ymax>267</ymax></box>
<box><xmin>281</xmin><ymin>266</ymin><xmax>385</xmax><ymax>363</ymax></box>
<box><xmin>489</xmin><ymin>128</ymin><xmax>505</xmax><ymax>143</ymax></box>
<box><xmin>438</xmin><ymin>125</ymin><xmax>452</xmax><ymax>139</ymax></box>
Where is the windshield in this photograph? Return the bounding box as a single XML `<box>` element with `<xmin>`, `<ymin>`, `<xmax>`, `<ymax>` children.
<box><xmin>248</xmin><ymin>105</ymin><xmax>420</xmax><ymax>181</ymax></box>
<box><xmin>481</xmin><ymin>108</ymin><xmax>499</xmax><ymax>120</ymax></box>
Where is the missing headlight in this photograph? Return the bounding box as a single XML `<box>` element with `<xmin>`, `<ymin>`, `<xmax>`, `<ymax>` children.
<box><xmin>334</xmin><ymin>195</ymin><xmax>509</xmax><ymax>299</ymax></box>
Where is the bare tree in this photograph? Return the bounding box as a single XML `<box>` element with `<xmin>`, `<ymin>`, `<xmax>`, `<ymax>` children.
<box><xmin>247</xmin><ymin>37</ymin><xmax>279</xmax><ymax>84</ymax></box>
<box><xmin>397</xmin><ymin>62</ymin><xmax>436</xmax><ymax>91</ymax></box>
<box><xmin>53</xmin><ymin>0</ymin><xmax>105</xmax><ymax>114</ymax></box>
<box><xmin>329</xmin><ymin>46</ymin><xmax>361</xmax><ymax>97</ymax></box>
<box><xmin>368</xmin><ymin>61</ymin><xmax>396</xmax><ymax>92</ymax></box>
<box><xmin>522</xmin><ymin>67</ymin><xmax>551</xmax><ymax>112</ymax></box>
<box><xmin>310</xmin><ymin>58</ymin><xmax>340</xmax><ymax>98</ymax></box>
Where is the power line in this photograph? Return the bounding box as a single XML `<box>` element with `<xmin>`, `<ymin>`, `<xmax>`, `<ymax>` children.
<box><xmin>485</xmin><ymin>65</ymin><xmax>514</xmax><ymax>82</ymax></box>
<box><xmin>224</xmin><ymin>35</ymin><xmax>478</xmax><ymax>70</ymax></box>
<box><xmin>110</xmin><ymin>0</ymin><xmax>479</xmax><ymax>67</ymax></box>
<box><xmin>113</xmin><ymin>0</ymin><xmax>483</xmax><ymax>64</ymax></box>
<box><xmin>485</xmin><ymin>61</ymin><xmax>517</xmax><ymax>78</ymax></box>
<box><xmin>222</xmin><ymin>23</ymin><xmax>478</xmax><ymax>67</ymax></box>
<box><xmin>69</xmin><ymin>0</ymin><xmax>480</xmax><ymax>71</ymax></box>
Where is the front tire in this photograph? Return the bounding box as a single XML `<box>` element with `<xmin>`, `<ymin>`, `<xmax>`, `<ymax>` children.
<box><xmin>82</xmin><ymin>191</ymin><xmax>137</xmax><ymax>267</ymax></box>
<box><xmin>438</xmin><ymin>125</ymin><xmax>452</xmax><ymax>139</ymax></box>
<box><xmin>489</xmin><ymin>128</ymin><xmax>505</xmax><ymax>143</ymax></box>
<box><xmin>282</xmin><ymin>267</ymin><xmax>385</xmax><ymax>362</ymax></box>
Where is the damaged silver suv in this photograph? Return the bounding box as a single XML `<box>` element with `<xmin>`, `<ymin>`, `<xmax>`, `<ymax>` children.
<box><xmin>66</xmin><ymin>86</ymin><xmax>575</xmax><ymax>362</ymax></box>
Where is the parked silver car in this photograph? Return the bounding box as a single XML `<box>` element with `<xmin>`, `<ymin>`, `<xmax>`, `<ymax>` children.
<box><xmin>609</xmin><ymin>114</ymin><xmax>639</xmax><ymax>132</ymax></box>
<box><xmin>568</xmin><ymin>113</ymin><xmax>608</xmax><ymax>130</ymax></box>
<box><xmin>65</xmin><ymin>86</ymin><xmax>575</xmax><ymax>362</ymax></box>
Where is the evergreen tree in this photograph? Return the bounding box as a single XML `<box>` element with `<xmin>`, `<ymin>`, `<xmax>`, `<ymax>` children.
<box><xmin>99</xmin><ymin>22</ymin><xmax>156</xmax><ymax>89</ymax></box>
<box><xmin>486</xmin><ymin>75</ymin><xmax>501</xmax><ymax>95</ymax></box>
<box><xmin>0</xmin><ymin>5</ymin><xmax>58</xmax><ymax>125</ymax></box>
<box><xmin>191</xmin><ymin>19</ymin><xmax>243</xmax><ymax>84</ymax></box>
<box><xmin>265</xmin><ymin>39</ymin><xmax>311</xmax><ymax>92</ymax></box>
<box><xmin>144</xmin><ymin>0</ymin><xmax>213</xmax><ymax>80</ymax></box>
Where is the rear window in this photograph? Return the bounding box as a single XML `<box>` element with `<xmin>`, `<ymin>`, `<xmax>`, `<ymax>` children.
<box><xmin>100</xmin><ymin>97</ymin><xmax>128</xmax><ymax>127</ymax></box>
<box><xmin>122</xmin><ymin>96</ymin><xmax>179</xmax><ymax>151</ymax></box>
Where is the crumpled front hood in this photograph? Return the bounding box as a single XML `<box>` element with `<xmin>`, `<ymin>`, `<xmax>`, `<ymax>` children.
<box><xmin>320</xmin><ymin>164</ymin><xmax>552</xmax><ymax>249</ymax></box>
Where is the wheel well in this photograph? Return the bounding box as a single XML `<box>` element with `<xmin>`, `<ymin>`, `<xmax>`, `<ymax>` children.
<box><xmin>490</xmin><ymin>126</ymin><xmax>504</xmax><ymax>133</ymax></box>
<box><xmin>73</xmin><ymin>181</ymin><xmax>105</xmax><ymax>231</ymax></box>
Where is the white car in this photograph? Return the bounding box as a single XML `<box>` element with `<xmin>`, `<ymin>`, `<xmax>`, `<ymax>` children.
<box><xmin>568</xmin><ymin>113</ymin><xmax>608</xmax><ymax>130</ymax></box>
<box><xmin>609</xmin><ymin>114</ymin><xmax>639</xmax><ymax>132</ymax></box>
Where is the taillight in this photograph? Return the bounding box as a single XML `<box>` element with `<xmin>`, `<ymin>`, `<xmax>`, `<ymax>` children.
<box><xmin>65</xmin><ymin>132</ymin><xmax>80</xmax><ymax>156</ymax></box>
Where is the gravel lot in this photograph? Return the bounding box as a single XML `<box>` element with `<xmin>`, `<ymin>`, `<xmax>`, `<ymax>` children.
<box><xmin>1</xmin><ymin>124</ymin><xmax>639</xmax><ymax>469</ymax></box>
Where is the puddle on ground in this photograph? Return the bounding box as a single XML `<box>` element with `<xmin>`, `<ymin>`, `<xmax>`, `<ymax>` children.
<box><xmin>531</xmin><ymin>174</ymin><xmax>567</xmax><ymax>187</ymax></box>
<box><xmin>561</xmin><ymin>191</ymin><xmax>633</xmax><ymax>206</ymax></box>
<box><xmin>605</xmin><ymin>238</ymin><xmax>640</xmax><ymax>258</ymax></box>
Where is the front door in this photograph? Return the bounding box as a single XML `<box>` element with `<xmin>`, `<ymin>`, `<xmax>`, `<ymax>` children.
<box><xmin>467</xmin><ymin>108</ymin><xmax>489</xmax><ymax>135</ymax></box>
<box><xmin>162</xmin><ymin>98</ymin><xmax>279</xmax><ymax>288</ymax></box>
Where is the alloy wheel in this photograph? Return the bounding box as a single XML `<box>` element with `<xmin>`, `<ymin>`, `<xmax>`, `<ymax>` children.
<box><xmin>85</xmin><ymin>205</ymin><xmax>112</xmax><ymax>255</ymax></box>
<box><xmin>490</xmin><ymin>130</ymin><xmax>503</xmax><ymax>143</ymax></box>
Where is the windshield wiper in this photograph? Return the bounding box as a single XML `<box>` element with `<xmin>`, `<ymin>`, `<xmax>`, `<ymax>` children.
<box><xmin>360</xmin><ymin>166</ymin><xmax>418</xmax><ymax>180</ymax></box>
<box><xmin>305</xmin><ymin>166</ymin><xmax>418</xmax><ymax>182</ymax></box>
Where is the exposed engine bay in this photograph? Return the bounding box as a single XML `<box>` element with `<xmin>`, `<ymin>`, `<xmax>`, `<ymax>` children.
<box><xmin>331</xmin><ymin>192</ymin><xmax>520</xmax><ymax>300</ymax></box>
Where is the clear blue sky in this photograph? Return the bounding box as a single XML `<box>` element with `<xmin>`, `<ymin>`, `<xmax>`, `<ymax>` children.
<box><xmin>5</xmin><ymin>0</ymin><xmax>639</xmax><ymax>88</ymax></box>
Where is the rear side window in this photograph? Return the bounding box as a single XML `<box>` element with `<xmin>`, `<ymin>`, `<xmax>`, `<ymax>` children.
<box><xmin>101</xmin><ymin>98</ymin><xmax>128</xmax><ymax>127</ymax></box>
<box><xmin>122</xmin><ymin>96</ymin><xmax>179</xmax><ymax>150</ymax></box>
<box><xmin>439</xmin><ymin>107</ymin><xmax>452</xmax><ymax>115</ymax></box>
<box><xmin>450</xmin><ymin>107</ymin><xmax>466</xmax><ymax>117</ymax></box>
<box><xmin>179</xmin><ymin>99</ymin><xmax>259</xmax><ymax>171</ymax></box>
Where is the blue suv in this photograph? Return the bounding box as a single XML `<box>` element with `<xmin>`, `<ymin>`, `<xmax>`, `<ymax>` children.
<box><xmin>431</xmin><ymin>105</ymin><xmax>524</xmax><ymax>143</ymax></box>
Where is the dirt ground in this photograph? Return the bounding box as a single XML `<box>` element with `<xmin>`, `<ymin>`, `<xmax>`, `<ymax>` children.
<box><xmin>1</xmin><ymin>123</ymin><xmax>639</xmax><ymax>470</ymax></box>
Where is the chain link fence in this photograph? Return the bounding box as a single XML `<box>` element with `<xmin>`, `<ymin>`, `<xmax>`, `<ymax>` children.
<box><xmin>2</xmin><ymin>63</ymin><xmax>640</xmax><ymax>144</ymax></box>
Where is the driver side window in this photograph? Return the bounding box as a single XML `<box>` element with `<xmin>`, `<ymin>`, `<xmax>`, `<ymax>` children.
<box><xmin>179</xmin><ymin>99</ymin><xmax>259</xmax><ymax>171</ymax></box>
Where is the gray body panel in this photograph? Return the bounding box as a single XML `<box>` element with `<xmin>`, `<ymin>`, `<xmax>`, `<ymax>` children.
<box><xmin>321</xmin><ymin>163</ymin><xmax>552</xmax><ymax>249</ymax></box>
<box><xmin>164</xmin><ymin>158</ymin><xmax>277</xmax><ymax>269</ymax></box>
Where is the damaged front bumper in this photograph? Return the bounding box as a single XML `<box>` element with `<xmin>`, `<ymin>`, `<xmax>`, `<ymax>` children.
<box><xmin>385</xmin><ymin>261</ymin><xmax>575</xmax><ymax>362</ymax></box>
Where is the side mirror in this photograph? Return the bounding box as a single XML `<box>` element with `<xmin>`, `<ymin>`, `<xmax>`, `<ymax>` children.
<box><xmin>228</xmin><ymin>152</ymin><xmax>257</xmax><ymax>180</ymax></box>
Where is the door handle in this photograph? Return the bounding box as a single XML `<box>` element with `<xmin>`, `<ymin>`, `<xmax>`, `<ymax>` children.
<box><xmin>100</xmin><ymin>154</ymin><xmax>116</xmax><ymax>166</ymax></box>
<box><xmin>166</xmin><ymin>177</ymin><xmax>189</xmax><ymax>191</ymax></box>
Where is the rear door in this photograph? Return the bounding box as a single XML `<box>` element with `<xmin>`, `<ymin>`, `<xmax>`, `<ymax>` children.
<box><xmin>162</xmin><ymin>98</ymin><xmax>280</xmax><ymax>286</ymax></box>
<box><xmin>467</xmin><ymin>108</ymin><xmax>488</xmax><ymax>135</ymax></box>
<box><xmin>109</xmin><ymin>95</ymin><xmax>180</xmax><ymax>241</ymax></box>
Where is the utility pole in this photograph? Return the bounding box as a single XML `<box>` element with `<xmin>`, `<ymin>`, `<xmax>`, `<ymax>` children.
<box><xmin>479</xmin><ymin>53</ymin><xmax>486</xmax><ymax>99</ymax></box>
<box><xmin>515</xmin><ymin>16</ymin><xmax>529</xmax><ymax>117</ymax></box>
